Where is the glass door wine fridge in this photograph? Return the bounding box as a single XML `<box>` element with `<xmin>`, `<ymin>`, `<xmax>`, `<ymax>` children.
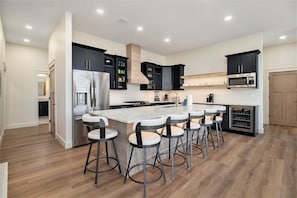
<box><xmin>229</xmin><ymin>105</ymin><xmax>255</xmax><ymax>134</ymax></box>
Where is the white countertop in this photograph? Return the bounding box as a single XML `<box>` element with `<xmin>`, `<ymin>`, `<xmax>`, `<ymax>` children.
<box><xmin>89</xmin><ymin>104</ymin><xmax>224</xmax><ymax>124</ymax></box>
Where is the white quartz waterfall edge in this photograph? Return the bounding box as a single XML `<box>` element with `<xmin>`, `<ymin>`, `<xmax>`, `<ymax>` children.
<box><xmin>0</xmin><ymin>162</ymin><xmax>8</xmax><ymax>198</ymax></box>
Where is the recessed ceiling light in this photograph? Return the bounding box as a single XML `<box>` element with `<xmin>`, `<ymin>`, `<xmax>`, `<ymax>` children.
<box><xmin>96</xmin><ymin>8</ymin><xmax>104</xmax><ymax>15</ymax></box>
<box><xmin>23</xmin><ymin>38</ymin><xmax>30</xmax><ymax>43</ymax></box>
<box><xmin>25</xmin><ymin>25</ymin><xmax>32</xmax><ymax>30</ymax></box>
<box><xmin>137</xmin><ymin>26</ymin><xmax>143</xmax><ymax>32</ymax></box>
<box><xmin>279</xmin><ymin>35</ymin><xmax>287</xmax><ymax>40</ymax></box>
<box><xmin>224</xmin><ymin>15</ymin><xmax>233</xmax><ymax>21</ymax></box>
<box><xmin>164</xmin><ymin>38</ymin><xmax>171</xmax><ymax>43</ymax></box>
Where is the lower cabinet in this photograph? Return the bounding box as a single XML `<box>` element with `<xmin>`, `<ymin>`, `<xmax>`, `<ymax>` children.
<box><xmin>207</xmin><ymin>104</ymin><xmax>257</xmax><ymax>137</ymax></box>
<box><xmin>39</xmin><ymin>101</ymin><xmax>48</xmax><ymax>117</ymax></box>
<box><xmin>228</xmin><ymin>105</ymin><xmax>256</xmax><ymax>136</ymax></box>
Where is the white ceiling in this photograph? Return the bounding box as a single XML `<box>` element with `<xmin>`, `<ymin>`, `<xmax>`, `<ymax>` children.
<box><xmin>0</xmin><ymin>0</ymin><xmax>296</xmax><ymax>55</ymax></box>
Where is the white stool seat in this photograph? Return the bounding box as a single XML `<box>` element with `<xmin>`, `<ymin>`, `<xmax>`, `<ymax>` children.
<box><xmin>128</xmin><ymin>131</ymin><xmax>161</xmax><ymax>146</ymax></box>
<box><xmin>157</xmin><ymin>126</ymin><xmax>184</xmax><ymax>137</ymax></box>
<box><xmin>189</xmin><ymin>122</ymin><xmax>201</xmax><ymax>129</ymax></box>
<box><xmin>204</xmin><ymin>120</ymin><xmax>213</xmax><ymax>125</ymax></box>
<box><xmin>88</xmin><ymin>128</ymin><xmax>118</xmax><ymax>140</ymax></box>
<box><xmin>176</xmin><ymin>122</ymin><xmax>201</xmax><ymax>130</ymax></box>
<box><xmin>215</xmin><ymin>116</ymin><xmax>223</xmax><ymax>122</ymax></box>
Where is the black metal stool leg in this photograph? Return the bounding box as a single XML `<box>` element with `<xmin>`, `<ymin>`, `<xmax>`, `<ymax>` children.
<box><xmin>180</xmin><ymin>137</ymin><xmax>190</xmax><ymax>169</ymax></box>
<box><xmin>219</xmin><ymin>123</ymin><xmax>224</xmax><ymax>143</ymax></box>
<box><xmin>143</xmin><ymin>148</ymin><xmax>147</xmax><ymax>198</ymax></box>
<box><xmin>105</xmin><ymin>142</ymin><xmax>109</xmax><ymax>165</ymax></box>
<box><xmin>170</xmin><ymin>137</ymin><xmax>174</xmax><ymax>180</ymax></box>
<box><xmin>95</xmin><ymin>141</ymin><xmax>100</xmax><ymax>186</ymax></box>
<box><xmin>208</xmin><ymin>126</ymin><xmax>216</xmax><ymax>150</ymax></box>
<box><xmin>153</xmin><ymin>144</ymin><xmax>160</xmax><ymax>166</ymax></box>
<box><xmin>84</xmin><ymin>143</ymin><xmax>93</xmax><ymax>174</ymax></box>
<box><xmin>124</xmin><ymin>146</ymin><xmax>134</xmax><ymax>184</ymax></box>
<box><xmin>216</xmin><ymin>122</ymin><xmax>220</xmax><ymax>148</ymax></box>
<box><xmin>112</xmin><ymin>139</ymin><xmax>121</xmax><ymax>174</ymax></box>
<box><xmin>156</xmin><ymin>144</ymin><xmax>166</xmax><ymax>184</ymax></box>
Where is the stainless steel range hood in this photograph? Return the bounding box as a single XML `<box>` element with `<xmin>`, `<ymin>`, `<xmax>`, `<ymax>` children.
<box><xmin>126</xmin><ymin>43</ymin><xmax>149</xmax><ymax>84</ymax></box>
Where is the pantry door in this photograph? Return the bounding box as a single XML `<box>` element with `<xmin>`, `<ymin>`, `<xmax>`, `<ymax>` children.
<box><xmin>269</xmin><ymin>71</ymin><xmax>297</xmax><ymax>126</ymax></box>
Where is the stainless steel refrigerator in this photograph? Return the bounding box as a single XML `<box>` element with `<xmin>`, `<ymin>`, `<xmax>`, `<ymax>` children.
<box><xmin>72</xmin><ymin>69</ymin><xmax>110</xmax><ymax>147</ymax></box>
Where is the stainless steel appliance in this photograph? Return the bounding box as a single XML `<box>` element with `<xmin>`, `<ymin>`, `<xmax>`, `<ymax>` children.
<box><xmin>227</xmin><ymin>72</ymin><xmax>256</xmax><ymax>88</ymax></box>
<box><xmin>206</xmin><ymin>93</ymin><xmax>214</xmax><ymax>103</ymax></box>
<box><xmin>229</xmin><ymin>105</ymin><xmax>255</xmax><ymax>134</ymax></box>
<box><xmin>72</xmin><ymin>69</ymin><xmax>110</xmax><ymax>147</ymax></box>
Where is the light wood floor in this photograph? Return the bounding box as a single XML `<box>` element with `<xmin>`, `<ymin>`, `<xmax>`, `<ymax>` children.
<box><xmin>0</xmin><ymin>124</ymin><xmax>296</xmax><ymax>198</ymax></box>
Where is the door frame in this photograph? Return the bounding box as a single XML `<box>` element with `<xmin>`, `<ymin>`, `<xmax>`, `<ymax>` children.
<box><xmin>49</xmin><ymin>62</ymin><xmax>56</xmax><ymax>137</ymax></box>
<box><xmin>264</xmin><ymin>67</ymin><xmax>297</xmax><ymax>125</ymax></box>
<box><xmin>35</xmin><ymin>69</ymin><xmax>49</xmax><ymax>125</ymax></box>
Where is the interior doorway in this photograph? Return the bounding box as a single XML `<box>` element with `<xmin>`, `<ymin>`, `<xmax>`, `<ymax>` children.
<box><xmin>269</xmin><ymin>70</ymin><xmax>297</xmax><ymax>127</ymax></box>
<box><xmin>36</xmin><ymin>71</ymin><xmax>49</xmax><ymax>125</ymax></box>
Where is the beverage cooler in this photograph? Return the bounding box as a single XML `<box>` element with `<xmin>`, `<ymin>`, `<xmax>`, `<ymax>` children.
<box><xmin>229</xmin><ymin>105</ymin><xmax>256</xmax><ymax>136</ymax></box>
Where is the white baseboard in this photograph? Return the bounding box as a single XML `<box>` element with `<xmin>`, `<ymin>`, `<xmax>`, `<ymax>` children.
<box><xmin>6</xmin><ymin>121</ymin><xmax>38</xmax><ymax>129</ymax></box>
<box><xmin>257</xmin><ymin>127</ymin><xmax>264</xmax><ymax>134</ymax></box>
<box><xmin>55</xmin><ymin>133</ymin><xmax>72</xmax><ymax>149</ymax></box>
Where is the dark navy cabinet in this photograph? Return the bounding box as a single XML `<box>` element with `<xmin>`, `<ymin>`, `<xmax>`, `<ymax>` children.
<box><xmin>226</xmin><ymin>50</ymin><xmax>260</xmax><ymax>75</ymax></box>
<box><xmin>72</xmin><ymin>43</ymin><xmax>105</xmax><ymax>72</ymax></box>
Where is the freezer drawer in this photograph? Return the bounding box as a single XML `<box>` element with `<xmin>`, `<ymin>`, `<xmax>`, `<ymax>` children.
<box><xmin>73</xmin><ymin>118</ymin><xmax>90</xmax><ymax>147</ymax></box>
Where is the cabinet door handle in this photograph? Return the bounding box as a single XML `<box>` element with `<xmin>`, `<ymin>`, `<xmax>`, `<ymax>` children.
<box><xmin>241</xmin><ymin>65</ymin><xmax>243</xmax><ymax>73</ymax></box>
<box><xmin>85</xmin><ymin>59</ymin><xmax>88</xmax><ymax>70</ymax></box>
<box><xmin>238</xmin><ymin>65</ymin><xmax>240</xmax><ymax>73</ymax></box>
<box><xmin>88</xmin><ymin>60</ymin><xmax>91</xmax><ymax>70</ymax></box>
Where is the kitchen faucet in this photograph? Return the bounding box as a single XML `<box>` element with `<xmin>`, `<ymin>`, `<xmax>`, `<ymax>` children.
<box><xmin>168</xmin><ymin>92</ymin><xmax>179</xmax><ymax>107</ymax></box>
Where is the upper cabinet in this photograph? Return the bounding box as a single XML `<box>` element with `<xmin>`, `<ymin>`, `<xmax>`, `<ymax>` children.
<box><xmin>72</xmin><ymin>43</ymin><xmax>106</xmax><ymax>71</ymax></box>
<box><xmin>114</xmin><ymin>55</ymin><xmax>128</xmax><ymax>90</ymax></box>
<box><xmin>171</xmin><ymin>64</ymin><xmax>185</xmax><ymax>90</ymax></box>
<box><xmin>103</xmin><ymin>54</ymin><xmax>128</xmax><ymax>90</ymax></box>
<box><xmin>104</xmin><ymin>54</ymin><xmax>116</xmax><ymax>89</ymax></box>
<box><xmin>140</xmin><ymin>62</ymin><xmax>161</xmax><ymax>90</ymax></box>
<box><xmin>140</xmin><ymin>62</ymin><xmax>184</xmax><ymax>90</ymax></box>
<box><xmin>226</xmin><ymin>50</ymin><xmax>260</xmax><ymax>75</ymax></box>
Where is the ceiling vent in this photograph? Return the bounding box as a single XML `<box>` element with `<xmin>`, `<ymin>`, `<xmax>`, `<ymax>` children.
<box><xmin>126</xmin><ymin>43</ymin><xmax>149</xmax><ymax>84</ymax></box>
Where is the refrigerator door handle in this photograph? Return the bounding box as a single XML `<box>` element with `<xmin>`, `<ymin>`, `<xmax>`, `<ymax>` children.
<box><xmin>93</xmin><ymin>79</ymin><xmax>96</xmax><ymax>108</ymax></box>
<box><xmin>90</xmin><ymin>80</ymin><xmax>93</xmax><ymax>108</ymax></box>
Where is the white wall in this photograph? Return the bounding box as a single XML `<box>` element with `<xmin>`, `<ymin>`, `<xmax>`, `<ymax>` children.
<box><xmin>48</xmin><ymin>12</ymin><xmax>72</xmax><ymax>148</ymax></box>
<box><xmin>72</xmin><ymin>31</ymin><xmax>166</xmax><ymax>104</ymax></box>
<box><xmin>263</xmin><ymin>42</ymin><xmax>297</xmax><ymax>124</ymax></box>
<box><xmin>5</xmin><ymin>43</ymin><xmax>47</xmax><ymax>129</ymax></box>
<box><xmin>0</xmin><ymin>17</ymin><xmax>6</xmax><ymax>143</ymax></box>
<box><xmin>166</xmin><ymin>34</ymin><xmax>264</xmax><ymax>133</ymax></box>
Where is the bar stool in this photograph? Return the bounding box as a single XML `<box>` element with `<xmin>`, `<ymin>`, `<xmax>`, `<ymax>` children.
<box><xmin>187</xmin><ymin>110</ymin><xmax>205</xmax><ymax>165</ymax></box>
<box><xmin>124</xmin><ymin>117</ymin><xmax>167</xmax><ymax>198</ymax></box>
<box><xmin>82</xmin><ymin>114</ymin><xmax>121</xmax><ymax>186</ymax></box>
<box><xmin>201</xmin><ymin>109</ymin><xmax>217</xmax><ymax>156</ymax></box>
<box><xmin>157</xmin><ymin>113</ymin><xmax>190</xmax><ymax>180</ymax></box>
<box><xmin>176</xmin><ymin>110</ymin><xmax>205</xmax><ymax>166</ymax></box>
<box><xmin>213</xmin><ymin>106</ymin><xmax>226</xmax><ymax>148</ymax></box>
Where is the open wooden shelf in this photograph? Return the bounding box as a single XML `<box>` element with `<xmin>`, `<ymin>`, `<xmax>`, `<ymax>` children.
<box><xmin>181</xmin><ymin>72</ymin><xmax>226</xmax><ymax>79</ymax></box>
<box><xmin>181</xmin><ymin>72</ymin><xmax>227</xmax><ymax>88</ymax></box>
<box><xmin>181</xmin><ymin>84</ymin><xmax>227</xmax><ymax>89</ymax></box>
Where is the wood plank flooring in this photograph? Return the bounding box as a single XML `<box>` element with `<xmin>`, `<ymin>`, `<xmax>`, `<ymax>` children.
<box><xmin>0</xmin><ymin>124</ymin><xmax>296</xmax><ymax>198</ymax></box>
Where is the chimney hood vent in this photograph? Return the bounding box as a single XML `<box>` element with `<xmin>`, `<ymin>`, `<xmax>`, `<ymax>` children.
<box><xmin>126</xmin><ymin>43</ymin><xmax>149</xmax><ymax>84</ymax></box>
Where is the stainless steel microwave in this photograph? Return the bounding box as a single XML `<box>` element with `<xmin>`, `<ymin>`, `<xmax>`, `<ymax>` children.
<box><xmin>227</xmin><ymin>72</ymin><xmax>257</xmax><ymax>88</ymax></box>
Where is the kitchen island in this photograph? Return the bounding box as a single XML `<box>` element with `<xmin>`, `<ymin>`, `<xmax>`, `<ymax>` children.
<box><xmin>90</xmin><ymin>104</ymin><xmax>224</xmax><ymax>175</ymax></box>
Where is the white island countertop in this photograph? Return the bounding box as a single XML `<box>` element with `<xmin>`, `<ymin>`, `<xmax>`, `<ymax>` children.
<box><xmin>90</xmin><ymin>104</ymin><xmax>224</xmax><ymax>123</ymax></box>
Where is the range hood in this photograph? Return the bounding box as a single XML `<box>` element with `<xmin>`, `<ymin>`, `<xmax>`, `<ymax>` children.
<box><xmin>126</xmin><ymin>43</ymin><xmax>149</xmax><ymax>84</ymax></box>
